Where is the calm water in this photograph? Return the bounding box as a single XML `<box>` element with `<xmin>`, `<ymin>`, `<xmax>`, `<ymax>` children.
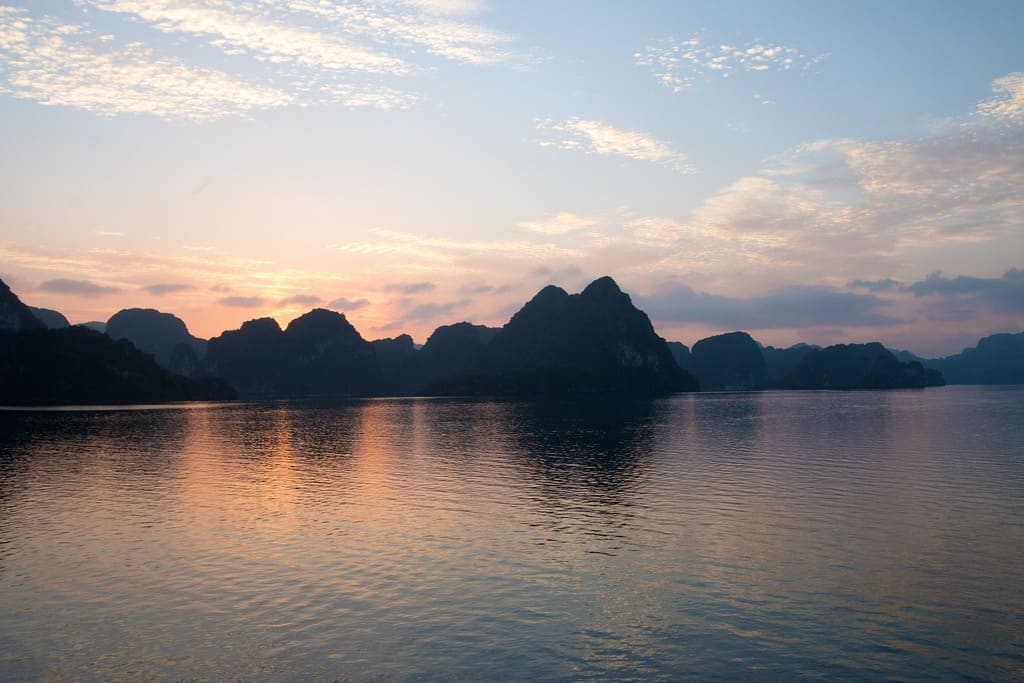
<box><xmin>0</xmin><ymin>386</ymin><xmax>1022</xmax><ymax>681</ymax></box>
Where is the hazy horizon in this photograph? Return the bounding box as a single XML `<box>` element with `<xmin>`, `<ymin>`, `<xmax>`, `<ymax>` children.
<box><xmin>1</xmin><ymin>1</ymin><xmax>1022</xmax><ymax>357</ymax></box>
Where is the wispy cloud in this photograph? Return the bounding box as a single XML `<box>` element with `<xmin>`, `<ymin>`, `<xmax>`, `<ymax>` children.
<box><xmin>330</xmin><ymin>228</ymin><xmax>584</xmax><ymax>264</ymax></box>
<box><xmin>0</xmin><ymin>6</ymin><xmax>293</xmax><ymax>121</ymax></box>
<box><xmin>904</xmin><ymin>269</ymin><xmax>1024</xmax><ymax>312</ymax></box>
<box><xmin>0</xmin><ymin>0</ymin><xmax>522</xmax><ymax>122</ymax></box>
<box><xmin>977</xmin><ymin>72</ymin><xmax>1024</xmax><ymax>124</ymax></box>
<box><xmin>265</xmin><ymin>0</ymin><xmax>523</xmax><ymax>67</ymax></box>
<box><xmin>847</xmin><ymin>278</ymin><xmax>899</xmax><ymax>292</ymax></box>
<box><xmin>327</xmin><ymin>296</ymin><xmax>370</xmax><ymax>311</ymax></box>
<box><xmin>635</xmin><ymin>35</ymin><xmax>824</xmax><ymax>93</ymax></box>
<box><xmin>278</xmin><ymin>294</ymin><xmax>322</xmax><ymax>307</ymax></box>
<box><xmin>382</xmin><ymin>298</ymin><xmax>470</xmax><ymax>329</ymax></box>
<box><xmin>665</xmin><ymin>117</ymin><xmax>1024</xmax><ymax>278</ymax></box>
<box><xmin>85</xmin><ymin>0</ymin><xmax>410</xmax><ymax>75</ymax></box>
<box><xmin>638</xmin><ymin>282</ymin><xmax>897</xmax><ymax>329</ymax></box>
<box><xmin>219</xmin><ymin>295</ymin><xmax>267</xmax><ymax>308</ymax></box>
<box><xmin>38</xmin><ymin>278</ymin><xmax>120</xmax><ymax>296</ymax></box>
<box><xmin>143</xmin><ymin>283</ymin><xmax>194</xmax><ymax>295</ymax></box>
<box><xmin>536</xmin><ymin>117</ymin><xmax>694</xmax><ymax>173</ymax></box>
<box><xmin>383</xmin><ymin>281</ymin><xmax>436</xmax><ymax>294</ymax></box>
<box><xmin>518</xmin><ymin>212</ymin><xmax>598</xmax><ymax>235</ymax></box>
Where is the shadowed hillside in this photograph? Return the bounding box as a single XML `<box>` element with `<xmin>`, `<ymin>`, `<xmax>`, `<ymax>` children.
<box><xmin>204</xmin><ymin>308</ymin><xmax>381</xmax><ymax>398</ymax></box>
<box><xmin>107</xmin><ymin>308</ymin><xmax>207</xmax><ymax>376</ymax></box>
<box><xmin>430</xmin><ymin>277</ymin><xmax>698</xmax><ymax>396</ymax></box>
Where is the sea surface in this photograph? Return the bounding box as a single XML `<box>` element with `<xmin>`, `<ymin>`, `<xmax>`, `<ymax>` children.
<box><xmin>0</xmin><ymin>386</ymin><xmax>1022</xmax><ymax>681</ymax></box>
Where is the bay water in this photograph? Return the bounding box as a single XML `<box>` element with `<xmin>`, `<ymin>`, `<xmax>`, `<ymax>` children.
<box><xmin>1</xmin><ymin>386</ymin><xmax>1022</xmax><ymax>680</ymax></box>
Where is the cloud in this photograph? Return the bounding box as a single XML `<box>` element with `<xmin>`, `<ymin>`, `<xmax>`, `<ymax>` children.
<box><xmin>1</xmin><ymin>0</ymin><xmax>524</xmax><ymax>122</ymax></box>
<box><xmin>904</xmin><ymin>269</ymin><xmax>1024</xmax><ymax>312</ymax></box>
<box><xmin>536</xmin><ymin>118</ymin><xmax>694</xmax><ymax>173</ymax></box>
<box><xmin>219</xmin><ymin>295</ymin><xmax>267</xmax><ymax>307</ymax></box>
<box><xmin>0</xmin><ymin>7</ymin><xmax>294</xmax><ymax>122</ymax></box>
<box><xmin>382</xmin><ymin>298</ymin><xmax>470</xmax><ymax>329</ymax></box>
<box><xmin>635</xmin><ymin>34</ymin><xmax>824</xmax><ymax>92</ymax></box>
<box><xmin>460</xmin><ymin>281</ymin><xmax>516</xmax><ymax>295</ymax></box>
<box><xmin>38</xmin><ymin>278</ymin><xmax>120</xmax><ymax>297</ymax></box>
<box><xmin>614</xmin><ymin>74</ymin><xmax>1024</xmax><ymax>286</ymax></box>
<box><xmin>86</xmin><ymin>0</ymin><xmax>409</xmax><ymax>76</ymax></box>
<box><xmin>518</xmin><ymin>212</ymin><xmax>598</xmax><ymax>235</ymax></box>
<box><xmin>659</xmin><ymin>97</ymin><xmax>1024</xmax><ymax>279</ymax></box>
<box><xmin>329</xmin><ymin>228</ymin><xmax>583</xmax><ymax>265</ymax></box>
<box><xmin>278</xmin><ymin>294</ymin><xmax>322</xmax><ymax>307</ymax></box>
<box><xmin>266</xmin><ymin>0</ymin><xmax>522</xmax><ymax>67</ymax></box>
<box><xmin>327</xmin><ymin>296</ymin><xmax>370</xmax><ymax>311</ymax></box>
<box><xmin>143</xmin><ymin>283</ymin><xmax>195</xmax><ymax>295</ymax></box>
<box><xmin>637</xmin><ymin>283</ymin><xmax>898</xmax><ymax>329</ymax></box>
<box><xmin>530</xmin><ymin>265</ymin><xmax>583</xmax><ymax>280</ymax></box>
<box><xmin>977</xmin><ymin>72</ymin><xmax>1024</xmax><ymax>124</ymax></box>
<box><xmin>383</xmin><ymin>281</ymin><xmax>437</xmax><ymax>294</ymax></box>
<box><xmin>96</xmin><ymin>230</ymin><xmax>124</xmax><ymax>237</ymax></box>
<box><xmin>847</xmin><ymin>278</ymin><xmax>899</xmax><ymax>292</ymax></box>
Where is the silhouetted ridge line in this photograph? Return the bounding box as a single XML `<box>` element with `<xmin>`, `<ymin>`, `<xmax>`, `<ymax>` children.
<box><xmin>428</xmin><ymin>276</ymin><xmax>699</xmax><ymax>396</ymax></box>
<box><xmin>923</xmin><ymin>333</ymin><xmax>1024</xmax><ymax>384</ymax></box>
<box><xmin>29</xmin><ymin>306</ymin><xmax>70</xmax><ymax>329</ymax></box>
<box><xmin>781</xmin><ymin>342</ymin><xmax>944</xmax><ymax>389</ymax></box>
<box><xmin>0</xmin><ymin>278</ymin><xmax>235</xmax><ymax>405</ymax></box>
<box><xmin>690</xmin><ymin>331</ymin><xmax>767</xmax><ymax>390</ymax></box>
<box><xmin>0</xmin><ymin>279</ymin><xmax>46</xmax><ymax>333</ymax></box>
<box><xmin>205</xmin><ymin>308</ymin><xmax>380</xmax><ymax>398</ymax></box>
<box><xmin>107</xmin><ymin>307</ymin><xmax>207</xmax><ymax>376</ymax></box>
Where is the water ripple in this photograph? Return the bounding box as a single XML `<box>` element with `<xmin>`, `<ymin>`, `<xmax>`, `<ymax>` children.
<box><xmin>0</xmin><ymin>387</ymin><xmax>1021</xmax><ymax>680</ymax></box>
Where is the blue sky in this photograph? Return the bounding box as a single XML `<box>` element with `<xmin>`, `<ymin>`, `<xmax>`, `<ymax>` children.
<box><xmin>1</xmin><ymin>0</ymin><xmax>1022</xmax><ymax>356</ymax></box>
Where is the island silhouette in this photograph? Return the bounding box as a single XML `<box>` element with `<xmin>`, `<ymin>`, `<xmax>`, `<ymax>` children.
<box><xmin>7</xmin><ymin>274</ymin><xmax>1021</xmax><ymax>405</ymax></box>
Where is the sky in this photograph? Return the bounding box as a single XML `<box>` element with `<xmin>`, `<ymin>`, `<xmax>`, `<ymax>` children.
<box><xmin>0</xmin><ymin>0</ymin><xmax>1022</xmax><ymax>357</ymax></box>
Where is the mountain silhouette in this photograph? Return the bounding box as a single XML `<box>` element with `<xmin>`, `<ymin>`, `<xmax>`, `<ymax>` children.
<box><xmin>762</xmin><ymin>343</ymin><xmax>818</xmax><ymax>385</ymax></box>
<box><xmin>430</xmin><ymin>277</ymin><xmax>698</xmax><ymax>396</ymax></box>
<box><xmin>690</xmin><ymin>331</ymin><xmax>768</xmax><ymax>390</ymax></box>
<box><xmin>1</xmin><ymin>279</ymin><xmax>46</xmax><ymax>333</ymax></box>
<box><xmin>79</xmin><ymin>321</ymin><xmax>107</xmax><ymax>333</ymax></box>
<box><xmin>666</xmin><ymin>341</ymin><xmax>692</xmax><ymax>371</ymax></box>
<box><xmin>205</xmin><ymin>308</ymin><xmax>381</xmax><ymax>397</ymax></box>
<box><xmin>0</xmin><ymin>278</ymin><xmax>233</xmax><ymax>405</ymax></box>
<box><xmin>392</xmin><ymin>322</ymin><xmax>499</xmax><ymax>395</ymax></box>
<box><xmin>371</xmin><ymin>333</ymin><xmax>417</xmax><ymax>378</ymax></box>
<box><xmin>107</xmin><ymin>308</ymin><xmax>207</xmax><ymax>375</ymax></box>
<box><xmin>925</xmin><ymin>333</ymin><xmax>1024</xmax><ymax>384</ymax></box>
<box><xmin>782</xmin><ymin>342</ymin><xmax>944</xmax><ymax>389</ymax></box>
<box><xmin>29</xmin><ymin>306</ymin><xmax>70</xmax><ymax>329</ymax></box>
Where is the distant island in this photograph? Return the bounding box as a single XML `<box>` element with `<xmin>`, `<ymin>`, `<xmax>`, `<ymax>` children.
<box><xmin>0</xmin><ymin>280</ymin><xmax>234</xmax><ymax>405</ymax></box>
<box><xmin>9</xmin><ymin>273</ymin><xmax>1024</xmax><ymax>405</ymax></box>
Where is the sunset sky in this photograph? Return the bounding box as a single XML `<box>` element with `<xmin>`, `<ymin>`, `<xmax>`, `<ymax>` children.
<box><xmin>1</xmin><ymin>0</ymin><xmax>1022</xmax><ymax>356</ymax></box>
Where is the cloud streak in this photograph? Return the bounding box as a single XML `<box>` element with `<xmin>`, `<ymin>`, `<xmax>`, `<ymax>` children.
<box><xmin>383</xmin><ymin>281</ymin><xmax>436</xmax><ymax>294</ymax></box>
<box><xmin>536</xmin><ymin>117</ymin><xmax>693</xmax><ymax>173</ymax></box>
<box><xmin>278</xmin><ymin>294</ymin><xmax>322</xmax><ymax>307</ymax></box>
<box><xmin>327</xmin><ymin>296</ymin><xmax>370</xmax><ymax>311</ymax></box>
<box><xmin>85</xmin><ymin>0</ymin><xmax>410</xmax><ymax>75</ymax></box>
<box><xmin>382</xmin><ymin>298</ymin><xmax>470</xmax><ymax>329</ymax></box>
<box><xmin>0</xmin><ymin>6</ymin><xmax>293</xmax><ymax>121</ymax></box>
<box><xmin>905</xmin><ymin>269</ymin><xmax>1024</xmax><ymax>313</ymax></box>
<box><xmin>518</xmin><ymin>212</ymin><xmax>597</xmax><ymax>235</ymax></box>
<box><xmin>38</xmin><ymin>278</ymin><xmax>120</xmax><ymax>297</ymax></box>
<box><xmin>143</xmin><ymin>283</ymin><xmax>194</xmax><ymax>295</ymax></box>
<box><xmin>635</xmin><ymin>35</ymin><xmax>824</xmax><ymax>92</ymax></box>
<box><xmin>977</xmin><ymin>72</ymin><xmax>1024</xmax><ymax>125</ymax></box>
<box><xmin>1</xmin><ymin>0</ymin><xmax>523</xmax><ymax>121</ymax></box>
<box><xmin>218</xmin><ymin>295</ymin><xmax>268</xmax><ymax>308</ymax></box>
<box><xmin>638</xmin><ymin>283</ymin><xmax>898</xmax><ymax>330</ymax></box>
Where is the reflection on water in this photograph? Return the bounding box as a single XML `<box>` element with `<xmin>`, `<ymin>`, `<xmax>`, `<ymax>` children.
<box><xmin>0</xmin><ymin>387</ymin><xmax>1022</xmax><ymax>680</ymax></box>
